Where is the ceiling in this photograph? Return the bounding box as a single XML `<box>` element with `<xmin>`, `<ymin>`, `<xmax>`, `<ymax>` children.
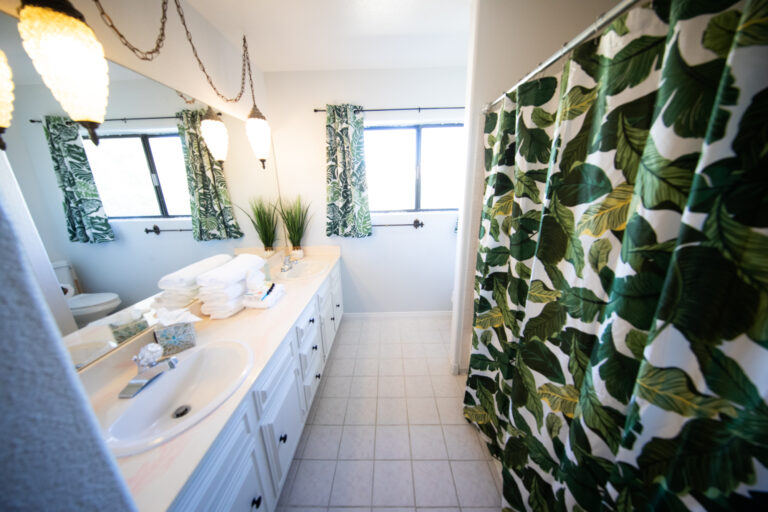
<box><xmin>185</xmin><ymin>0</ymin><xmax>472</xmax><ymax>72</ymax></box>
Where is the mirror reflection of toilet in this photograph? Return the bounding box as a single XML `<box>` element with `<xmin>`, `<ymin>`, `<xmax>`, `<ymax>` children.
<box><xmin>52</xmin><ymin>260</ymin><xmax>121</xmax><ymax>327</ymax></box>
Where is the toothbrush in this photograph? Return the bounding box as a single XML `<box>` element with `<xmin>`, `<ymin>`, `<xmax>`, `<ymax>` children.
<box><xmin>261</xmin><ymin>283</ymin><xmax>276</xmax><ymax>301</ymax></box>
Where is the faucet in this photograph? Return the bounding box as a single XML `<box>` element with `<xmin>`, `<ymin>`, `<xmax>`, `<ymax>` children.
<box><xmin>118</xmin><ymin>343</ymin><xmax>178</xmax><ymax>399</ymax></box>
<box><xmin>280</xmin><ymin>254</ymin><xmax>293</xmax><ymax>273</ymax></box>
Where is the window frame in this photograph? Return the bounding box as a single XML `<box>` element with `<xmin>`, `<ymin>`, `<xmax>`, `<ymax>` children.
<box><xmin>84</xmin><ymin>132</ymin><xmax>191</xmax><ymax>220</ymax></box>
<box><xmin>364</xmin><ymin>123</ymin><xmax>463</xmax><ymax>213</ymax></box>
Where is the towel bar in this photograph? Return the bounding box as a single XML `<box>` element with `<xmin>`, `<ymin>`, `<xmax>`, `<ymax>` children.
<box><xmin>144</xmin><ymin>224</ymin><xmax>193</xmax><ymax>235</ymax></box>
<box><xmin>372</xmin><ymin>219</ymin><xmax>424</xmax><ymax>229</ymax></box>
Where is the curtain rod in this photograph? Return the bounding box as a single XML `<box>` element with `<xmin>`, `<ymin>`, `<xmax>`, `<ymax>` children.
<box><xmin>486</xmin><ymin>0</ymin><xmax>644</xmax><ymax>111</ymax></box>
<box><xmin>28</xmin><ymin>113</ymin><xmax>222</xmax><ymax>124</ymax></box>
<box><xmin>313</xmin><ymin>107</ymin><xmax>463</xmax><ymax>113</ymax></box>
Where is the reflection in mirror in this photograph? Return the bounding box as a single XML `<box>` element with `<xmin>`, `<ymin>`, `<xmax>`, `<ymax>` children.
<box><xmin>0</xmin><ymin>12</ymin><xmax>239</xmax><ymax>370</ymax></box>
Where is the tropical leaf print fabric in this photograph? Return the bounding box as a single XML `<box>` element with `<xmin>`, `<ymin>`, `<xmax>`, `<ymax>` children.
<box><xmin>177</xmin><ymin>109</ymin><xmax>243</xmax><ymax>242</ymax></box>
<box><xmin>464</xmin><ymin>1</ymin><xmax>768</xmax><ymax>510</ymax></box>
<box><xmin>326</xmin><ymin>104</ymin><xmax>372</xmax><ymax>238</ymax></box>
<box><xmin>42</xmin><ymin>116</ymin><xmax>114</xmax><ymax>244</ymax></box>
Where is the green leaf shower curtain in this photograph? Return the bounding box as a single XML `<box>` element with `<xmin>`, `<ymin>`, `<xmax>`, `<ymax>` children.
<box><xmin>464</xmin><ymin>1</ymin><xmax>768</xmax><ymax>510</ymax></box>
<box><xmin>326</xmin><ymin>104</ymin><xmax>372</xmax><ymax>237</ymax></box>
<box><xmin>177</xmin><ymin>109</ymin><xmax>243</xmax><ymax>241</ymax></box>
<box><xmin>42</xmin><ymin>116</ymin><xmax>114</xmax><ymax>243</ymax></box>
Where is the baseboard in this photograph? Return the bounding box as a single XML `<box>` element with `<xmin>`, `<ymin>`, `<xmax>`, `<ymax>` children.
<box><xmin>343</xmin><ymin>311</ymin><xmax>451</xmax><ymax>319</ymax></box>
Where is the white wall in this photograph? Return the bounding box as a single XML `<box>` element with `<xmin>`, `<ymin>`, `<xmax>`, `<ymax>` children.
<box><xmin>450</xmin><ymin>0</ymin><xmax>619</xmax><ymax>371</ymax></box>
<box><xmin>263</xmin><ymin>67</ymin><xmax>466</xmax><ymax>313</ymax></box>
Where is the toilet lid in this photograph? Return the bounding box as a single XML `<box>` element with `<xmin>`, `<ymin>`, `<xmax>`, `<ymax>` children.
<box><xmin>67</xmin><ymin>292</ymin><xmax>121</xmax><ymax>312</ymax></box>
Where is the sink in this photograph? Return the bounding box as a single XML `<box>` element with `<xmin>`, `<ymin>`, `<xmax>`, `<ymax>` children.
<box><xmin>274</xmin><ymin>259</ymin><xmax>328</xmax><ymax>281</ymax></box>
<box><xmin>102</xmin><ymin>340</ymin><xmax>253</xmax><ymax>457</ymax></box>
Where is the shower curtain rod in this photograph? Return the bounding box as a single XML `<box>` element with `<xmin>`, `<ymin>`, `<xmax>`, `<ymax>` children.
<box><xmin>313</xmin><ymin>106</ymin><xmax>463</xmax><ymax>113</ymax></box>
<box><xmin>28</xmin><ymin>113</ymin><xmax>222</xmax><ymax>124</ymax></box>
<box><xmin>486</xmin><ymin>0</ymin><xmax>644</xmax><ymax>111</ymax></box>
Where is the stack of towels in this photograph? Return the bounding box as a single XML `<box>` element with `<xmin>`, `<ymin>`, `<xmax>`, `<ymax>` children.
<box><xmin>243</xmin><ymin>272</ymin><xmax>285</xmax><ymax>309</ymax></box>
<box><xmin>196</xmin><ymin>254</ymin><xmax>265</xmax><ymax>319</ymax></box>
<box><xmin>155</xmin><ymin>254</ymin><xmax>233</xmax><ymax>309</ymax></box>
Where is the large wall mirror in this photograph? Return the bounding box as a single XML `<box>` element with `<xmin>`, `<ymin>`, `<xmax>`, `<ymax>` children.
<box><xmin>0</xmin><ymin>11</ymin><xmax>253</xmax><ymax>370</ymax></box>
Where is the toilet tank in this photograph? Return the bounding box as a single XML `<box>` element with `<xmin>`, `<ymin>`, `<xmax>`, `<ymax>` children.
<box><xmin>51</xmin><ymin>260</ymin><xmax>82</xmax><ymax>293</ymax></box>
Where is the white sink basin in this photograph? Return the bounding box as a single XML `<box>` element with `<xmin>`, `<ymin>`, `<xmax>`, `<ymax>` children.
<box><xmin>274</xmin><ymin>259</ymin><xmax>328</xmax><ymax>281</ymax></box>
<box><xmin>103</xmin><ymin>340</ymin><xmax>253</xmax><ymax>457</ymax></box>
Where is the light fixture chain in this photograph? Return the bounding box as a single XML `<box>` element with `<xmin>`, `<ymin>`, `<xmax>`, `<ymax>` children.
<box><xmin>91</xmin><ymin>0</ymin><xmax>169</xmax><ymax>61</ymax></box>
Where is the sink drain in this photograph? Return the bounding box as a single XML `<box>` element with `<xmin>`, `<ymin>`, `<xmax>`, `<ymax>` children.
<box><xmin>172</xmin><ymin>405</ymin><xmax>191</xmax><ymax>419</ymax></box>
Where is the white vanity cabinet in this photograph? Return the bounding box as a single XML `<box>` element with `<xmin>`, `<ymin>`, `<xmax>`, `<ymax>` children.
<box><xmin>168</xmin><ymin>259</ymin><xmax>343</xmax><ymax>512</ymax></box>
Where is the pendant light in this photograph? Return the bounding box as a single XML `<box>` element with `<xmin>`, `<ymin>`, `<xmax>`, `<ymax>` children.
<box><xmin>18</xmin><ymin>0</ymin><xmax>109</xmax><ymax>144</ymax></box>
<box><xmin>246</xmin><ymin>105</ymin><xmax>270</xmax><ymax>169</ymax></box>
<box><xmin>200</xmin><ymin>106</ymin><xmax>228</xmax><ymax>162</ymax></box>
<box><xmin>0</xmin><ymin>50</ymin><xmax>14</xmax><ymax>151</ymax></box>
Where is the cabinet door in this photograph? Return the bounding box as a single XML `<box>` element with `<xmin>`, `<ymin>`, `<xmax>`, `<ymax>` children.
<box><xmin>320</xmin><ymin>296</ymin><xmax>335</xmax><ymax>357</ymax></box>
<box><xmin>216</xmin><ymin>449</ymin><xmax>270</xmax><ymax>512</ymax></box>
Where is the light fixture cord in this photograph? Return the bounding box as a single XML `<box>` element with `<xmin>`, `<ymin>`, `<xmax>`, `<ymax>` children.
<box><xmin>92</xmin><ymin>0</ymin><xmax>169</xmax><ymax>61</ymax></box>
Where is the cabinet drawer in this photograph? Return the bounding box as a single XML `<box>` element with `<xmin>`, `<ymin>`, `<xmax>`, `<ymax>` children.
<box><xmin>261</xmin><ymin>373</ymin><xmax>305</xmax><ymax>489</ymax></box>
<box><xmin>295</xmin><ymin>300</ymin><xmax>319</xmax><ymax>344</ymax></box>
<box><xmin>298</xmin><ymin>327</ymin><xmax>322</xmax><ymax>378</ymax></box>
<box><xmin>252</xmin><ymin>337</ymin><xmax>296</xmax><ymax>416</ymax></box>
<box><xmin>303</xmin><ymin>352</ymin><xmax>324</xmax><ymax>407</ymax></box>
<box><xmin>332</xmin><ymin>281</ymin><xmax>344</xmax><ymax>330</ymax></box>
<box><xmin>215</xmin><ymin>448</ymin><xmax>269</xmax><ymax>512</ymax></box>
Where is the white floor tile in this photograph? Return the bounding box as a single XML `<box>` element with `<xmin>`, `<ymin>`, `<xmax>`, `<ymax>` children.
<box><xmin>409</xmin><ymin>425</ymin><xmax>448</xmax><ymax>460</ymax></box>
<box><xmin>380</xmin><ymin>344</ymin><xmax>403</xmax><ymax>359</ymax></box>
<box><xmin>312</xmin><ymin>398</ymin><xmax>348</xmax><ymax>425</ymax></box>
<box><xmin>430</xmin><ymin>375</ymin><xmax>463</xmax><ymax>397</ymax></box>
<box><xmin>450</xmin><ymin>460</ymin><xmax>501</xmax><ymax>507</ymax></box>
<box><xmin>379</xmin><ymin>358</ymin><xmax>404</xmax><ymax>376</ymax></box>
<box><xmin>412</xmin><ymin>460</ymin><xmax>458</xmax><ymax>507</ymax></box>
<box><xmin>442</xmin><ymin>425</ymin><xmax>486</xmax><ymax>460</ymax></box>
<box><xmin>357</xmin><ymin>343</ymin><xmax>381</xmax><ymax>359</ymax></box>
<box><xmin>372</xmin><ymin>460</ymin><xmax>415</xmax><ymax>507</ymax></box>
<box><xmin>327</xmin><ymin>358</ymin><xmax>355</xmax><ymax>377</ymax></box>
<box><xmin>338</xmin><ymin>426</ymin><xmax>375</xmax><ymax>460</ymax></box>
<box><xmin>374</xmin><ymin>425</ymin><xmax>411</xmax><ymax>459</ymax></box>
<box><xmin>427</xmin><ymin>358</ymin><xmax>453</xmax><ymax>376</ymax></box>
<box><xmin>378</xmin><ymin>376</ymin><xmax>405</xmax><ymax>397</ymax></box>
<box><xmin>435</xmin><ymin>397</ymin><xmax>466</xmax><ymax>425</ymax></box>
<box><xmin>330</xmin><ymin>344</ymin><xmax>357</xmax><ymax>359</ymax></box>
<box><xmin>406</xmin><ymin>397</ymin><xmax>440</xmax><ymax>425</ymax></box>
<box><xmin>322</xmin><ymin>377</ymin><xmax>352</xmax><ymax>398</ymax></box>
<box><xmin>350</xmin><ymin>376</ymin><xmax>378</xmax><ymax>397</ymax></box>
<box><xmin>287</xmin><ymin>460</ymin><xmax>336</xmax><ymax>506</ymax></box>
<box><xmin>405</xmin><ymin>376</ymin><xmax>433</xmax><ymax>397</ymax></box>
<box><xmin>329</xmin><ymin>460</ymin><xmax>373</xmax><ymax>506</ymax></box>
<box><xmin>377</xmin><ymin>398</ymin><xmax>408</xmax><ymax>425</ymax></box>
<box><xmin>303</xmin><ymin>426</ymin><xmax>343</xmax><ymax>459</ymax></box>
<box><xmin>345</xmin><ymin>398</ymin><xmax>377</xmax><ymax>425</ymax></box>
<box><xmin>354</xmin><ymin>359</ymin><xmax>379</xmax><ymax>377</ymax></box>
<box><xmin>401</xmin><ymin>344</ymin><xmax>425</xmax><ymax>358</ymax></box>
<box><xmin>403</xmin><ymin>358</ymin><xmax>430</xmax><ymax>375</ymax></box>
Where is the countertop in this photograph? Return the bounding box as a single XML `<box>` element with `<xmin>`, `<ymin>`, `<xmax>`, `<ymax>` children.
<box><xmin>81</xmin><ymin>247</ymin><xmax>341</xmax><ymax>512</ymax></box>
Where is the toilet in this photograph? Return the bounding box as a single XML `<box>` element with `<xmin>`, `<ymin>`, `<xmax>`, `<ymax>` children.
<box><xmin>52</xmin><ymin>260</ymin><xmax>122</xmax><ymax>326</ymax></box>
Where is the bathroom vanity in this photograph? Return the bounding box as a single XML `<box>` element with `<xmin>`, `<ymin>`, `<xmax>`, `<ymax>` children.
<box><xmin>79</xmin><ymin>247</ymin><xmax>343</xmax><ymax>511</ymax></box>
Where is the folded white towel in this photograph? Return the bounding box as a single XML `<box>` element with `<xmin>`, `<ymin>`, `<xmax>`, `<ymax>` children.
<box><xmin>198</xmin><ymin>281</ymin><xmax>246</xmax><ymax>303</ymax></box>
<box><xmin>197</xmin><ymin>254</ymin><xmax>265</xmax><ymax>288</ymax></box>
<box><xmin>244</xmin><ymin>285</ymin><xmax>285</xmax><ymax>309</ymax></box>
<box><xmin>201</xmin><ymin>298</ymin><xmax>244</xmax><ymax>319</ymax></box>
<box><xmin>158</xmin><ymin>288</ymin><xmax>199</xmax><ymax>301</ymax></box>
<box><xmin>159</xmin><ymin>254</ymin><xmax>232</xmax><ymax>290</ymax></box>
<box><xmin>201</xmin><ymin>297</ymin><xmax>244</xmax><ymax>314</ymax></box>
<box><xmin>246</xmin><ymin>270</ymin><xmax>266</xmax><ymax>291</ymax></box>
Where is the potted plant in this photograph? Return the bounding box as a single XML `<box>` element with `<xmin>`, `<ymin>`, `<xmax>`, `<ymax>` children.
<box><xmin>239</xmin><ymin>198</ymin><xmax>278</xmax><ymax>255</ymax></box>
<box><xmin>279</xmin><ymin>196</ymin><xmax>311</xmax><ymax>259</ymax></box>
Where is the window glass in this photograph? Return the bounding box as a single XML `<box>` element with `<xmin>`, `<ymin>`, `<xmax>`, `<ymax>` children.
<box><xmin>364</xmin><ymin>128</ymin><xmax>417</xmax><ymax>211</ymax></box>
<box><xmin>420</xmin><ymin>126</ymin><xmax>465</xmax><ymax>210</ymax></box>
<box><xmin>148</xmin><ymin>136</ymin><xmax>191</xmax><ymax>216</ymax></box>
<box><xmin>83</xmin><ymin>137</ymin><xmax>160</xmax><ymax>217</ymax></box>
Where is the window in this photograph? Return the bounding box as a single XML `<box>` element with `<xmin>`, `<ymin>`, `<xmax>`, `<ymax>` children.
<box><xmin>364</xmin><ymin>124</ymin><xmax>465</xmax><ymax>212</ymax></box>
<box><xmin>82</xmin><ymin>133</ymin><xmax>191</xmax><ymax>218</ymax></box>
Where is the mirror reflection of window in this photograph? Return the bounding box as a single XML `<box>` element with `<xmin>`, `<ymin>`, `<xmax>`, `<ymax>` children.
<box><xmin>82</xmin><ymin>134</ymin><xmax>191</xmax><ymax>218</ymax></box>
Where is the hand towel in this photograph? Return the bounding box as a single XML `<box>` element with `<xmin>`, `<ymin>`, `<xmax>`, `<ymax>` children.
<box><xmin>201</xmin><ymin>298</ymin><xmax>245</xmax><ymax>319</ymax></box>
<box><xmin>198</xmin><ymin>280</ymin><xmax>246</xmax><ymax>303</ymax></box>
<box><xmin>246</xmin><ymin>270</ymin><xmax>266</xmax><ymax>291</ymax></box>
<box><xmin>196</xmin><ymin>254</ymin><xmax>265</xmax><ymax>288</ymax></box>
<box><xmin>158</xmin><ymin>254</ymin><xmax>232</xmax><ymax>289</ymax></box>
<box><xmin>201</xmin><ymin>297</ymin><xmax>244</xmax><ymax>316</ymax></box>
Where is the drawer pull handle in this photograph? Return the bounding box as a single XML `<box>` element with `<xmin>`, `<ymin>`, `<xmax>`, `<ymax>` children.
<box><xmin>312</xmin><ymin>345</ymin><xmax>318</xmax><ymax>351</ymax></box>
<box><xmin>315</xmin><ymin>373</ymin><xmax>322</xmax><ymax>379</ymax></box>
<box><xmin>331</xmin><ymin>316</ymin><xmax>335</xmax><ymax>321</ymax></box>
<box><xmin>251</xmin><ymin>496</ymin><xmax>262</xmax><ymax>509</ymax></box>
<box><xmin>279</xmin><ymin>434</ymin><xmax>288</xmax><ymax>444</ymax></box>
<box><xmin>309</xmin><ymin>318</ymin><xmax>315</xmax><ymax>324</ymax></box>
<box><xmin>336</xmin><ymin>304</ymin><xmax>340</xmax><ymax>308</ymax></box>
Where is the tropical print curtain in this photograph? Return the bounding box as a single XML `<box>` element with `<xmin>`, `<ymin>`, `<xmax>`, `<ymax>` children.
<box><xmin>464</xmin><ymin>1</ymin><xmax>768</xmax><ymax>510</ymax></box>
<box><xmin>177</xmin><ymin>109</ymin><xmax>243</xmax><ymax>241</ymax></box>
<box><xmin>326</xmin><ymin>104</ymin><xmax>372</xmax><ymax>238</ymax></box>
<box><xmin>42</xmin><ymin>116</ymin><xmax>114</xmax><ymax>244</ymax></box>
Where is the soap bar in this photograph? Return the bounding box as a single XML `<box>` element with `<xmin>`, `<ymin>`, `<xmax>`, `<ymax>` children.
<box><xmin>154</xmin><ymin>322</ymin><xmax>197</xmax><ymax>355</ymax></box>
<box><xmin>110</xmin><ymin>318</ymin><xmax>149</xmax><ymax>343</ymax></box>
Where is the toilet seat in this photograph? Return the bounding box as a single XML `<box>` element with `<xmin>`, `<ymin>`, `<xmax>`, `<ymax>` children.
<box><xmin>67</xmin><ymin>292</ymin><xmax>122</xmax><ymax>316</ymax></box>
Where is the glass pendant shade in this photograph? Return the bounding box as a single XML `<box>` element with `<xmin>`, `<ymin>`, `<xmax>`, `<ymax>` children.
<box><xmin>0</xmin><ymin>50</ymin><xmax>14</xmax><ymax>151</ymax></box>
<box><xmin>18</xmin><ymin>1</ymin><xmax>109</xmax><ymax>143</ymax></box>
<box><xmin>200</xmin><ymin>106</ymin><xmax>228</xmax><ymax>162</ymax></box>
<box><xmin>246</xmin><ymin>105</ymin><xmax>270</xmax><ymax>168</ymax></box>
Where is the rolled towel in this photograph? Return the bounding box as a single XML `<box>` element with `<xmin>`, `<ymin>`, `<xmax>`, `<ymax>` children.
<box><xmin>159</xmin><ymin>254</ymin><xmax>232</xmax><ymax>290</ymax></box>
<box><xmin>197</xmin><ymin>254</ymin><xmax>265</xmax><ymax>289</ymax></box>
<box><xmin>246</xmin><ymin>270</ymin><xmax>266</xmax><ymax>291</ymax></box>
<box><xmin>198</xmin><ymin>281</ymin><xmax>246</xmax><ymax>303</ymax></box>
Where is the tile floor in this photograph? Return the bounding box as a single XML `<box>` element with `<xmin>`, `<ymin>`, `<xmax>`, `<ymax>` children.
<box><xmin>277</xmin><ymin>315</ymin><xmax>503</xmax><ymax>512</ymax></box>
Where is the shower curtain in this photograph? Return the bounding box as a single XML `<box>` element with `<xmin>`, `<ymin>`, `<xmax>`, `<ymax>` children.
<box><xmin>464</xmin><ymin>1</ymin><xmax>768</xmax><ymax>510</ymax></box>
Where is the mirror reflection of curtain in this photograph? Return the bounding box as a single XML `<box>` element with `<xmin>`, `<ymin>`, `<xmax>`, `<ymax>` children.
<box><xmin>42</xmin><ymin>116</ymin><xmax>114</xmax><ymax>244</ymax></box>
<box><xmin>176</xmin><ymin>109</ymin><xmax>243</xmax><ymax>241</ymax></box>
<box><xmin>465</xmin><ymin>1</ymin><xmax>768</xmax><ymax>509</ymax></box>
<box><xmin>325</xmin><ymin>104</ymin><xmax>372</xmax><ymax>238</ymax></box>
